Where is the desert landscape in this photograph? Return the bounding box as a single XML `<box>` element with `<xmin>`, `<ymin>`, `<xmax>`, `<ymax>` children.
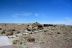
<box><xmin>0</xmin><ymin>0</ymin><xmax>72</xmax><ymax>48</ymax></box>
<box><xmin>0</xmin><ymin>22</ymin><xmax>72</xmax><ymax>48</ymax></box>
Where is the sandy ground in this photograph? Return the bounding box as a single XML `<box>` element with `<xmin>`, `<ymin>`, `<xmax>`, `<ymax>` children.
<box><xmin>0</xmin><ymin>23</ymin><xmax>72</xmax><ymax>48</ymax></box>
<box><xmin>0</xmin><ymin>45</ymin><xmax>17</xmax><ymax>48</ymax></box>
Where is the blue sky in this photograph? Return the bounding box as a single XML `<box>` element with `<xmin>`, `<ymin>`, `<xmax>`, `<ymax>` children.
<box><xmin>0</xmin><ymin>0</ymin><xmax>72</xmax><ymax>24</ymax></box>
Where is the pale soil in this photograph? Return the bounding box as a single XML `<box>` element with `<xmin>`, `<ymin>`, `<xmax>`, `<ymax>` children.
<box><xmin>0</xmin><ymin>45</ymin><xmax>17</xmax><ymax>48</ymax></box>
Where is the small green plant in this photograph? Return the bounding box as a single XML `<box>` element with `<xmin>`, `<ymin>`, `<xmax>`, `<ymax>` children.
<box><xmin>13</xmin><ymin>40</ymin><xmax>19</xmax><ymax>44</ymax></box>
<box><xmin>1</xmin><ymin>30</ymin><xmax>5</xmax><ymax>34</ymax></box>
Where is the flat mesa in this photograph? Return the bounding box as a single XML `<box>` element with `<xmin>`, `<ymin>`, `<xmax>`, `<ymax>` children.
<box><xmin>0</xmin><ymin>36</ymin><xmax>16</xmax><ymax>48</ymax></box>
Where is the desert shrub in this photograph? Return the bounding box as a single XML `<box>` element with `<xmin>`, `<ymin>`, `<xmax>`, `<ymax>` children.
<box><xmin>38</xmin><ymin>25</ymin><xmax>43</xmax><ymax>30</ymax></box>
<box><xmin>0</xmin><ymin>28</ymin><xmax>2</xmax><ymax>30</ymax></box>
<box><xmin>20</xmin><ymin>42</ymin><xmax>22</xmax><ymax>45</ymax></box>
<box><xmin>43</xmin><ymin>24</ymin><xmax>49</xmax><ymax>27</ymax></box>
<box><xmin>16</xmin><ymin>31</ymin><xmax>20</xmax><ymax>34</ymax></box>
<box><xmin>1</xmin><ymin>30</ymin><xmax>5</xmax><ymax>34</ymax></box>
<box><xmin>11</xmin><ymin>29</ymin><xmax>16</xmax><ymax>31</ymax></box>
<box><xmin>6</xmin><ymin>31</ymin><xmax>13</xmax><ymax>36</ymax></box>
<box><xmin>26</xmin><ymin>28</ymin><xmax>31</xmax><ymax>31</ymax></box>
<box><xmin>44</xmin><ymin>30</ymin><xmax>48</xmax><ymax>32</ymax></box>
<box><xmin>8</xmin><ymin>29</ymin><xmax>16</xmax><ymax>32</ymax></box>
<box><xmin>43</xmin><ymin>24</ymin><xmax>56</xmax><ymax>27</ymax></box>
<box><xmin>13</xmin><ymin>40</ymin><xmax>19</xmax><ymax>44</ymax></box>
<box><xmin>57</xmin><ymin>32</ymin><xmax>60</xmax><ymax>34</ymax></box>
<box><xmin>32</xmin><ymin>28</ymin><xmax>36</xmax><ymax>31</ymax></box>
<box><xmin>27</xmin><ymin>38</ymin><xmax>35</xmax><ymax>42</ymax></box>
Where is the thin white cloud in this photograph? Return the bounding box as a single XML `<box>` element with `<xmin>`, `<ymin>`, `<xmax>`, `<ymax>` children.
<box><xmin>12</xmin><ymin>12</ymin><xmax>39</xmax><ymax>18</ymax></box>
